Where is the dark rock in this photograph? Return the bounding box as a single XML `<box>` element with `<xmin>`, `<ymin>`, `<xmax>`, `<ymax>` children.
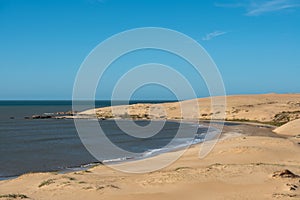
<box><xmin>32</xmin><ymin>115</ymin><xmax>52</xmax><ymax>119</ymax></box>
<box><xmin>41</xmin><ymin>115</ymin><xmax>51</xmax><ymax>119</ymax></box>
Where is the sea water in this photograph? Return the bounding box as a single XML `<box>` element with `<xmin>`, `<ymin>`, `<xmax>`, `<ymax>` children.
<box><xmin>0</xmin><ymin>101</ymin><xmax>214</xmax><ymax>178</ymax></box>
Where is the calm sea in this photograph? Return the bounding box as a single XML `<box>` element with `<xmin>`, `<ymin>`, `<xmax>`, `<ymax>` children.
<box><xmin>0</xmin><ymin>100</ymin><xmax>212</xmax><ymax>179</ymax></box>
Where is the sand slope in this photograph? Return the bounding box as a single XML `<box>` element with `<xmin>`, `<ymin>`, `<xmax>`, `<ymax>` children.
<box><xmin>274</xmin><ymin>119</ymin><xmax>300</xmax><ymax>136</ymax></box>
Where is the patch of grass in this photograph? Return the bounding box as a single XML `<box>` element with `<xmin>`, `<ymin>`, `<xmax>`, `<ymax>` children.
<box><xmin>265</xmin><ymin>121</ymin><xmax>286</xmax><ymax>127</ymax></box>
<box><xmin>226</xmin><ymin>118</ymin><xmax>250</xmax><ymax>122</ymax></box>
<box><xmin>83</xmin><ymin>186</ymin><xmax>93</xmax><ymax>190</ymax></box>
<box><xmin>0</xmin><ymin>194</ymin><xmax>28</xmax><ymax>199</ymax></box>
<box><xmin>107</xmin><ymin>184</ymin><xmax>120</xmax><ymax>189</ymax></box>
<box><xmin>96</xmin><ymin>184</ymin><xmax>120</xmax><ymax>190</ymax></box>
<box><xmin>174</xmin><ymin>117</ymin><xmax>183</xmax><ymax>119</ymax></box>
<box><xmin>62</xmin><ymin>176</ymin><xmax>76</xmax><ymax>181</ymax></box>
<box><xmin>225</xmin><ymin>118</ymin><xmax>286</xmax><ymax>127</ymax></box>
<box><xmin>244</xmin><ymin>104</ymin><xmax>254</xmax><ymax>108</ymax></box>
<box><xmin>97</xmin><ymin>186</ymin><xmax>105</xmax><ymax>190</ymax></box>
<box><xmin>38</xmin><ymin>179</ymin><xmax>55</xmax><ymax>188</ymax></box>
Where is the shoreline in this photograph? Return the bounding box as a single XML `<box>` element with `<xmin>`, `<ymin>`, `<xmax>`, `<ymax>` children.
<box><xmin>1</xmin><ymin>120</ymin><xmax>300</xmax><ymax>199</ymax></box>
<box><xmin>0</xmin><ymin>119</ymin><xmax>216</xmax><ymax>181</ymax></box>
<box><xmin>0</xmin><ymin>120</ymin><xmax>277</xmax><ymax>181</ymax></box>
<box><xmin>0</xmin><ymin>162</ymin><xmax>103</xmax><ymax>182</ymax></box>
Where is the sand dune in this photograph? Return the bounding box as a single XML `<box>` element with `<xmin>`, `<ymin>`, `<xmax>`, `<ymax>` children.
<box><xmin>77</xmin><ymin>94</ymin><xmax>300</xmax><ymax>126</ymax></box>
<box><xmin>274</xmin><ymin>119</ymin><xmax>300</xmax><ymax>136</ymax></box>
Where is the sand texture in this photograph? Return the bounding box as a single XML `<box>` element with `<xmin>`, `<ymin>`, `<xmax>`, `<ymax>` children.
<box><xmin>274</xmin><ymin>119</ymin><xmax>300</xmax><ymax>136</ymax></box>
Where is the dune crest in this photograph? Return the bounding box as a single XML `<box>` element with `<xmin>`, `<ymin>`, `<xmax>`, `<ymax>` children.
<box><xmin>74</xmin><ymin>94</ymin><xmax>300</xmax><ymax>126</ymax></box>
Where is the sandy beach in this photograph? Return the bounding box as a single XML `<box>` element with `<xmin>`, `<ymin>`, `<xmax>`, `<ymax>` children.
<box><xmin>1</xmin><ymin>94</ymin><xmax>300</xmax><ymax>200</ymax></box>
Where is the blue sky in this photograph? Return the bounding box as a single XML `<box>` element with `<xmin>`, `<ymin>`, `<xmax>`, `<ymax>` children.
<box><xmin>0</xmin><ymin>0</ymin><xmax>299</xmax><ymax>100</ymax></box>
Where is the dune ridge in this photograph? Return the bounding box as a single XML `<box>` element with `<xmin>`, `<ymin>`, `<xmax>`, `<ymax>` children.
<box><xmin>75</xmin><ymin>94</ymin><xmax>300</xmax><ymax>126</ymax></box>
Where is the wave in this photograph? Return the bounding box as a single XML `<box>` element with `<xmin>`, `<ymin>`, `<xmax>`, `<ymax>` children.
<box><xmin>102</xmin><ymin>135</ymin><xmax>207</xmax><ymax>164</ymax></box>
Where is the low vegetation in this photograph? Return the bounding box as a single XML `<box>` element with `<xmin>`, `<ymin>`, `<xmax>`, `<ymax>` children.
<box><xmin>224</xmin><ymin>118</ymin><xmax>286</xmax><ymax>126</ymax></box>
<box><xmin>62</xmin><ymin>176</ymin><xmax>76</xmax><ymax>181</ymax></box>
<box><xmin>0</xmin><ymin>194</ymin><xmax>28</xmax><ymax>199</ymax></box>
<box><xmin>38</xmin><ymin>179</ymin><xmax>55</xmax><ymax>188</ymax></box>
<box><xmin>273</xmin><ymin>111</ymin><xmax>300</xmax><ymax>125</ymax></box>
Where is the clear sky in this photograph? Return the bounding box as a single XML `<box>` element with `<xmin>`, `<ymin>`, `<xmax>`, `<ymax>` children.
<box><xmin>0</xmin><ymin>0</ymin><xmax>299</xmax><ymax>100</ymax></box>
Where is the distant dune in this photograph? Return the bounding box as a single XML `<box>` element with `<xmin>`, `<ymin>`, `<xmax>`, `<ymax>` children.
<box><xmin>78</xmin><ymin>93</ymin><xmax>300</xmax><ymax>126</ymax></box>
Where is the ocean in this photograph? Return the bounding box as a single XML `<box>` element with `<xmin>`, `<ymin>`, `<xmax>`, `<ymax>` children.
<box><xmin>0</xmin><ymin>101</ymin><xmax>212</xmax><ymax>179</ymax></box>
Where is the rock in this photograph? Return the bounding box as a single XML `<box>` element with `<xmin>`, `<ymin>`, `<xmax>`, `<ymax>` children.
<box><xmin>273</xmin><ymin>169</ymin><xmax>300</xmax><ymax>178</ymax></box>
<box><xmin>41</xmin><ymin>115</ymin><xmax>52</xmax><ymax>119</ymax></box>
<box><xmin>32</xmin><ymin>115</ymin><xmax>41</xmax><ymax>119</ymax></box>
<box><xmin>55</xmin><ymin>111</ymin><xmax>77</xmax><ymax>116</ymax></box>
<box><xmin>32</xmin><ymin>115</ymin><xmax>52</xmax><ymax>119</ymax></box>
